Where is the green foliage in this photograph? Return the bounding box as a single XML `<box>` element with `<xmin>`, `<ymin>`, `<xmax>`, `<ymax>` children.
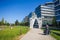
<box><xmin>52</xmin><ymin>16</ymin><xmax>57</xmax><ymax>26</ymax></box>
<box><xmin>58</xmin><ymin>22</ymin><xmax>60</xmax><ymax>27</ymax></box>
<box><xmin>0</xmin><ymin>26</ymin><xmax>29</xmax><ymax>40</ymax></box>
<box><xmin>0</xmin><ymin>18</ymin><xmax>29</xmax><ymax>26</ymax></box>
<box><xmin>15</xmin><ymin>20</ymin><xmax>19</xmax><ymax>25</ymax></box>
<box><xmin>20</xmin><ymin>22</ymin><xmax>29</xmax><ymax>26</ymax></box>
<box><xmin>51</xmin><ymin>30</ymin><xmax>60</xmax><ymax>40</ymax></box>
<box><xmin>1</xmin><ymin>18</ymin><xmax>4</xmax><ymax>25</ymax></box>
<box><xmin>6</xmin><ymin>23</ymin><xmax>10</xmax><ymax>26</ymax></box>
<box><xmin>24</xmin><ymin>22</ymin><xmax>29</xmax><ymax>26</ymax></box>
<box><xmin>0</xmin><ymin>18</ymin><xmax>5</xmax><ymax>25</ymax></box>
<box><xmin>42</xmin><ymin>27</ymin><xmax>60</xmax><ymax>40</ymax></box>
<box><xmin>0</xmin><ymin>18</ymin><xmax>10</xmax><ymax>26</ymax></box>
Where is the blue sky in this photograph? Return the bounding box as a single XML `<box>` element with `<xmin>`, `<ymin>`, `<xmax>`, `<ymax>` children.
<box><xmin>0</xmin><ymin>0</ymin><xmax>52</xmax><ymax>23</ymax></box>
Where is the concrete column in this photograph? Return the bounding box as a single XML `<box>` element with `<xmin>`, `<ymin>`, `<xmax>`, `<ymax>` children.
<box><xmin>37</xmin><ymin>18</ymin><xmax>42</xmax><ymax>29</ymax></box>
<box><xmin>30</xmin><ymin>18</ymin><xmax>35</xmax><ymax>28</ymax></box>
<box><xmin>30</xmin><ymin>17</ymin><xmax>42</xmax><ymax>29</ymax></box>
<box><xmin>30</xmin><ymin>18</ymin><xmax>33</xmax><ymax>28</ymax></box>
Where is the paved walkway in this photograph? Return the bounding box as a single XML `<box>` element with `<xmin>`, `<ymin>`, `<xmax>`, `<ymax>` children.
<box><xmin>20</xmin><ymin>28</ymin><xmax>56</xmax><ymax>40</ymax></box>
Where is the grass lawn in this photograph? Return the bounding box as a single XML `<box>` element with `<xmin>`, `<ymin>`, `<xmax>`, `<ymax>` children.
<box><xmin>50</xmin><ymin>30</ymin><xmax>60</xmax><ymax>40</ymax></box>
<box><xmin>0</xmin><ymin>26</ymin><xmax>29</xmax><ymax>40</ymax></box>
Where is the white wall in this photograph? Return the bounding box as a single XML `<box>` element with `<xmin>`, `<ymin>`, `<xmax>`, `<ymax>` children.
<box><xmin>30</xmin><ymin>17</ymin><xmax>42</xmax><ymax>29</ymax></box>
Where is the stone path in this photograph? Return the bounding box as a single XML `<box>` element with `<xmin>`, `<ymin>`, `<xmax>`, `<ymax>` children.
<box><xmin>20</xmin><ymin>28</ymin><xmax>56</xmax><ymax>40</ymax></box>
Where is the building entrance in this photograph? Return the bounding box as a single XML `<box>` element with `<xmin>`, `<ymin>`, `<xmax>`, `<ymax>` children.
<box><xmin>33</xmin><ymin>19</ymin><xmax>39</xmax><ymax>28</ymax></box>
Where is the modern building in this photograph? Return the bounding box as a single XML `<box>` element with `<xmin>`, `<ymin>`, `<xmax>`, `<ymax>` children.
<box><xmin>23</xmin><ymin>2</ymin><xmax>55</xmax><ymax>28</ymax></box>
<box><xmin>35</xmin><ymin>5</ymin><xmax>41</xmax><ymax>18</ymax></box>
<box><xmin>41</xmin><ymin>2</ymin><xmax>55</xmax><ymax>25</ymax></box>
<box><xmin>22</xmin><ymin>16</ymin><xmax>29</xmax><ymax>23</ymax></box>
<box><xmin>53</xmin><ymin>0</ymin><xmax>60</xmax><ymax>25</ymax></box>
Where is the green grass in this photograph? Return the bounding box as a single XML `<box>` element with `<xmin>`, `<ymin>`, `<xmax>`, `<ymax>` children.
<box><xmin>41</xmin><ymin>27</ymin><xmax>60</xmax><ymax>40</ymax></box>
<box><xmin>50</xmin><ymin>30</ymin><xmax>60</xmax><ymax>40</ymax></box>
<box><xmin>0</xmin><ymin>26</ymin><xmax>29</xmax><ymax>40</ymax></box>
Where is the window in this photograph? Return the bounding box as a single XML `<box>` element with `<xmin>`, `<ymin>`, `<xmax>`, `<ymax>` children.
<box><xmin>56</xmin><ymin>15</ymin><xmax>60</xmax><ymax>20</ymax></box>
<box><xmin>55</xmin><ymin>5</ymin><xmax>60</xmax><ymax>10</ymax></box>
<box><xmin>55</xmin><ymin>0</ymin><xmax>59</xmax><ymax>5</ymax></box>
<box><xmin>56</xmin><ymin>10</ymin><xmax>60</xmax><ymax>15</ymax></box>
<box><xmin>44</xmin><ymin>16</ymin><xmax>53</xmax><ymax>18</ymax></box>
<box><xmin>53</xmin><ymin>0</ymin><xmax>57</xmax><ymax>2</ymax></box>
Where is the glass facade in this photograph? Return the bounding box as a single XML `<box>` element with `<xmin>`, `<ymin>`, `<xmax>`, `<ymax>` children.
<box><xmin>56</xmin><ymin>16</ymin><xmax>60</xmax><ymax>20</ymax></box>
<box><xmin>55</xmin><ymin>5</ymin><xmax>60</xmax><ymax>10</ymax></box>
<box><xmin>41</xmin><ymin>2</ymin><xmax>55</xmax><ymax>25</ymax></box>
<box><xmin>28</xmin><ymin>2</ymin><xmax>55</xmax><ymax>25</ymax></box>
<box><xmin>55</xmin><ymin>10</ymin><xmax>60</xmax><ymax>15</ymax></box>
<box><xmin>54</xmin><ymin>0</ymin><xmax>59</xmax><ymax>5</ymax></box>
<box><xmin>28</xmin><ymin>12</ymin><xmax>32</xmax><ymax>18</ymax></box>
<box><xmin>54</xmin><ymin>0</ymin><xmax>60</xmax><ymax>22</ymax></box>
<box><xmin>44</xmin><ymin>16</ymin><xmax>53</xmax><ymax>18</ymax></box>
<box><xmin>35</xmin><ymin>5</ymin><xmax>41</xmax><ymax>18</ymax></box>
<box><xmin>53</xmin><ymin>0</ymin><xmax>57</xmax><ymax>2</ymax></box>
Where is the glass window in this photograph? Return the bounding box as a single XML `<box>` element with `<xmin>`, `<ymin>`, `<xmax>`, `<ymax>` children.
<box><xmin>56</xmin><ymin>10</ymin><xmax>60</xmax><ymax>15</ymax></box>
<box><xmin>55</xmin><ymin>5</ymin><xmax>60</xmax><ymax>10</ymax></box>
<box><xmin>53</xmin><ymin>0</ymin><xmax>57</xmax><ymax>2</ymax></box>
<box><xmin>55</xmin><ymin>0</ymin><xmax>59</xmax><ymax>5</ymax></box>
<box><xmin>44</xmin><ymin>16</ymin><xmax>53</xmax><ymax>18</ymax></box>
<box><xmin>56</xmin><ymin>15</ymin><xmax>60</xmax><ymax>20</ymax></box>
<box><xmin>58</xmin><ymin>10</ymin><xmax>60</xmax><ymax>14</ymax></box>
<box><xmin>59</xmin><ymin>0</ymin><xmax>60</xmax><ymax>4</ymax></box>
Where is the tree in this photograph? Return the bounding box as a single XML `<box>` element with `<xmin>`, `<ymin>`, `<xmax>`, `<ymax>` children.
<box><xmin>52</xmin><ymin>16</ymin><xmax>57</xmax><ymax>26</ymax></box>
<box><xmin>6</xmin><ymin>23</ymin><xmax>10</xmax><ymax>26</ymax></box>
<box><xmin>4</xmin><ymin>20</ymin><xmax>10</xmax><ymax>26</ymax></box>
<box><xmin>0</xmin><ymin>18</ymin><xmax>5</xmax><ymax>25</ymax></box>
<box><xmin>25</xmin><ymin>22</ymin><xmax>29</xmax><ymax>26</ymax></box>
<box><xmin>20</xmin><ymin>22</ymin><xmax>29</xmax><ymax>26</ymax></box>
<box><xmin>0</xmin><ymin>21</ymin><xmax>1</xmax><ymax>25</ymax></box>
<box><xmin>15</xmin><ymin>20</ymin><xmax>19</xmax><ymax>25</ymax></box>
